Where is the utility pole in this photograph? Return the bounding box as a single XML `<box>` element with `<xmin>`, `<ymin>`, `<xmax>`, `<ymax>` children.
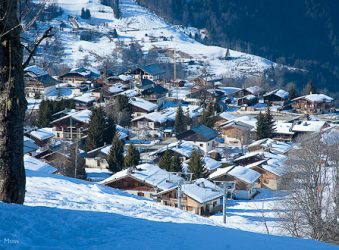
<box><xmin>214</xmin><ymin>181</ymin><xmax>236</xmax><ymax>224</ymax></box>
<box><xmin>223</xmin><ymin>182</ymin><xmax>227</xmax><ymax>224</ymax></box>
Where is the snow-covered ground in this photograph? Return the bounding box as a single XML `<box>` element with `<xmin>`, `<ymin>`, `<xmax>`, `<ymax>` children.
<box><xmin>0</xmin><ymin>170</ymin><xmax>337</xmax><ymax>249</ymax></box>
<box><xmin>210</xmin><ymin>189</ymin><xmax>287</xmax><ymax>235</ymax></box>
<box><xmin>47</xmin><ymin>0</ymin><xmax>288</xmax><ymax>79</ymax></box>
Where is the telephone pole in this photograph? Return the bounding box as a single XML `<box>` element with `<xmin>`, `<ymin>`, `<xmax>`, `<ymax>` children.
<box><xmin>214</xmin><ymin>181</ymin><xmax>236</xmax><ymax>224</ymax></box>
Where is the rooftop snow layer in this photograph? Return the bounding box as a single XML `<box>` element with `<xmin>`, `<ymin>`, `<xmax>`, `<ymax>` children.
<box><xmin>228</xmin><ymin>166</ymin><xmax>261</xmax><ymax>184</ymax></box>
<box><xmin>24</xmin><ymin>155</ymin><xmax>57</xmax><ymax>174</ymax></box>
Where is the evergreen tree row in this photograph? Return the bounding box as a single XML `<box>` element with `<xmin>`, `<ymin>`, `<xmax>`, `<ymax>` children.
<box><xmin>37</xmin><ymin>99</ymin><xmax>75</xmax><ymax>128</ymax></box>
<box><xmin>81</xmin><ymin>8</ymin><xmax>91</xmax><ymax>19</ymax></box>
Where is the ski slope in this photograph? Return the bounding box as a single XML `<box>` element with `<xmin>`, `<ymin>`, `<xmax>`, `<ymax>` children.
<box><xmin>48</xmin><ymin>0</ymin><xmax>283</xmax><ymax>79</ymax></box>
<box><xmin>0</xmin><ymin>170</ymin><xmax>337</xmax><ymax>249</ymax></box>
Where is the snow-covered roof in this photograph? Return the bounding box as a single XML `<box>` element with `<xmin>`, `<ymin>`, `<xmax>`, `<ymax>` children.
<box><xmin>209</xmin><ymin>166</ymin><xmax>235</xmax><ymax>180</ymax></box>
<box><xmin>118</xmin><ymin>74</ymin><xmax>133</xmax><ymax>81</ymax></box>
<box><xmin>181</xmin><ymin>178</ymin><xmax>223</xmax><ymax>204</ymax></box>
<box><xmin>85</xmin><ymin>168</ymin><xmax>112</xmax><ymax>182</ymax></box>
<box><xmin>120</xmin><ymin>89</ymin><xmax>139</xmax><ymax>97</ymax></box>
<box><xmin>24</xmin><ymin>65</ymin><xmax>48</xmax><ymax>77</ymax></box>
<box><xmin>248</xmin><ymin>138</ymin><xmax>292</xmax><ymax>154</ymax></box>
<box><xmin>129</xmin><ymin>97</ymin><xmax>158</xmax><ymax>112</ymax></box>
<box><xmin>217</xmin><ymin>87</ymin><xmax>241</xmax><ymax>95</ymax></box>
<box><xmin>264</xmin><ymin>89</ymin><xmax>289</xmax><ymax>99</ymax></box>
<box><xmin>293</xmin><ymin>94</ymin><xmax>333</xmax><ymax>103</ymax></box>
<box><xmin>228</xmin><ymin>166</ymin><xmax>261</xmax><ymax>184</ymax></box>
<box><xmin>73</xmin><ymin>93</ymin><xmax>96</xmax><ymax>104</ymax></box>
<box><xmin>132</xmin><ymin>112</ymin><xmax>168</xmax><ymax>123</ymax></box>
<box><xmin>30</xmin><ymin>128</ymin><xmax>55</xmax><ymax>141</ymax></box>
<box><xmin>218</xmin><ymin>112</ymin><xmax>236</xmax><ymax>121</ymax></box>
<box><xmin>292</xmin><ymin>120</ymin><xmax>327</xmax><ymax>132</ymax></box>
<box><xmin>274</xmin><ymin>121</ymin><xmax>294</xmax><ymax>135</ymax></box>
<box><xmin>246</xmin><ymin>86</ymin><xmax>263</xmax><ymax>95</ymax></box>
<box><xmin>108</xmin><ymin>86</ymin><xmax>124</xmax><ymax>94</ymax></box>
<box><xmin>261</xmin><ymin>159</ymin><xmax>286</xmax><ymax>177</ymax></box>
<box><xmin>24</xmin><ymin>155</ymin><xmax>57</xmax><ymax>174</ymax></box>
<box><xmin>150</xmin><ymin>141</ymin><xmax>200</xmax><ymax>158</ymax></box>
<box><xmin>71</xmin><ymin>109</ymin><xmax>92</xmax><ymax>123</ymax></box>
<box><xmin>24</xmin><ymin>136</ymin><xmax>40</xmax><ymax>154</ymax></box>
<box><xmin>101</xmin><ymin>164</ymin><xmax>183</xmax><ymax>191</ymax></box>
<box><xmin>203</xmin><ymin>157</ymin><xmax>222</xmax><ymax>171</ymax></box>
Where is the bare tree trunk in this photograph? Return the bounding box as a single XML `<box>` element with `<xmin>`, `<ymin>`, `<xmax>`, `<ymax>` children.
<box><xmin>0</xmin><ymin>0</ymin><xmax>27</xmax><ymax>204</ymax></box>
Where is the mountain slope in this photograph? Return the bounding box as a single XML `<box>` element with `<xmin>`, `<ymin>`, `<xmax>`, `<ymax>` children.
<box><xmin>35</xmin><ymin>0</ymin><xmax>295</xmax><ymax>80</ymax></box>
<box><xmin>0</xmin><ymin>170</ymin><xmax>337</xmax><ymax>249</ymax></box>
<box><xmin>135</xmin><ymin>0</ymin><xmax>339</xmax><ymax>92</ymax></box>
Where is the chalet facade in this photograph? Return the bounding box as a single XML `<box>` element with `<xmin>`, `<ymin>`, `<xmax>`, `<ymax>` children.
<box><xmin>129</xmin><ymin>97</ymin><xmax>158</xmax><ymax>117</ymax></box>
<box><xmin>100</xmin><ymin>164</ymin><xmax>183</xmax><ymax>199</ymax></box>
<box><xmin>50</xmin><ymin>109</ymin><xmax>91</xmax><ymax>140</ymax></box>
<box><xmin>263</xmin><ymin>89</ymin><xmax>289</xmax><ymax>105</ymax></box>
<box><xmin>24</xmin><ymin>65</ymin><xmax>59</xmax><ymax>98</ymax></box>
<box><xmin>177</xmin><ymin>125</ymin><xmax>219</xmax><ymax>154</ymax></box>
<box><xmin>292</xmin><ymin>94</ymin><xmax>334</xmax><ymax>114</ymax></box>
<box><xmin>131</xmin><ymin>64</ymin><xmax>165</xmax><ymax>81</ymax></box>
<box><xmin>158</xmin><ymin>179</ymin><xmax>223</xmax><ymax>215</ymax></box>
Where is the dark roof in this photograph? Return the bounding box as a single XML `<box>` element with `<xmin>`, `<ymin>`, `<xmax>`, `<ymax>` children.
<box><xmin>142</xmin><ymin>84</ymin><xmax>168</xmax><ymax>95</ymax></box>
<box><xmin>177</xmin><ymin>125</ymin><xmax>218</xmax><ymax>142</ymax></box>
<box><xmin>36</xmin><ymin>74</ymin><xmax>59</xmax><ymax>85</ymax></box>
<box><xmin>140</xmin><ymin>64</ymin><xmax>165</xmax><ymax>76</ymax></box>
<box><xmin>141</xmin><ymin>78</ymin><xmax>155</xmax><ymax>87</ymax></box>
<box><xmin>59</xmin><ymin>72</ymin><xmax>87</xmax><ymax>79</ymax></box>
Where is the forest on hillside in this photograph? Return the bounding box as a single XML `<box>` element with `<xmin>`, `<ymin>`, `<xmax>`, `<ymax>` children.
<box><xmin>136</xmin><ymin>0</ymin><xmax>339</xmax><ymax>93</ymax></box>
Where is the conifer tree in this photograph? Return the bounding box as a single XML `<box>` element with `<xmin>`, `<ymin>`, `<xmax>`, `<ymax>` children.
<box><xmin>107</xmin><ymin>135</ymin><xmax>125</xmax><ymax>173</ymax></box>
<box><xmin>255</xmin><ymin>107</ymin><xmax>276</xmax><ymax>140</ymax></box>
<box><xmin>304</xmin><ymin>80</ymin><xmax>316</xmax><ymax>95</ymax></box>
<box><xmin>124</xmin><ymin>144</ymin><xmax>140</xmax><ymax>167</ymax></box>
<box><xmin>255</xmin><ymin>111</ymin><xmax>267</xmax><ymax>140</ymax></box>
<box><xmin>169</xmin><ymin>154</ymin><xmax>182</xmax><ymax>173</ymax></box>
<box><xmin>158</xmin><ymin>150</ymin><xmax>172</xmax><ymax>171</ymax></box>
<box><xmin>85</xmin><ymin>107</ymin><xmax>116</xmax><ymax>151</ymax></box>
<box><xmin>188</xmin><ymin>149</ymin><xmax>206</xmax><ymax>179</ymax></box>
<box><xmin>264</xmin><ymin>106</ymin><xmax>275</xmax><ymax>138</ymax></box>
<box><xmin>288</xmin><ymin>83</ymin><xmax>298</xmax><ymax>100</ymax></box>
<box><xmin>174</xmin><ymin>105</ymin><xmax>186</xmax><ymax>134</ymax></box>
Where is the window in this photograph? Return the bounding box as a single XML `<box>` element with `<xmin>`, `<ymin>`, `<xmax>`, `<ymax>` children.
<box><xmin>200</xmin><ymin>144</ymin><xmax>203</xmax><ymax>147</ymax></box>
<box><xmin>137</xmin><ymin>192</ymin><xmax>144</xmax><ymax>197</ymax></box>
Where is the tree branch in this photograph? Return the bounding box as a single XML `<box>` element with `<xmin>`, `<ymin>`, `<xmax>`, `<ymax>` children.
<box><xmin>22</xmin><ymin>27</ymin><xmax>53</xmax><ymax>68</ymax></box>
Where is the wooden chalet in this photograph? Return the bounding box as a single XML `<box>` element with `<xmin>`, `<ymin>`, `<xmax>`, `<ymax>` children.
<box><xmin>50</xmin><ymin>109</ymin><xmax>91</xmax><ymax>140</ymax></box>
<box><xmin>130</xmin><ymin>64</ymin><xmax>165</xmax><ymax>81</ymax></box>
<box><xmin>24</xmin><ymin>65</ymin><xmax>59</xmax><ymax>98</ymax></box>
<box><xmin>292</xmin><ymin>94</ymin><xmax>334</xmax><ymax>114</ymax></box>
<box><xmin>100</xmin><ymin>164</ymin><xmax>183</xmax><ymax>200</ymax></box>
<box><xmin>177</xmin><ymin>125</ymin><xmax>219</xmax><ymax>154</ymax></box>
<box><xmin>158</xmin><ymin>179</ymin><xmax>223</xmax><ymax>216</ymax></box>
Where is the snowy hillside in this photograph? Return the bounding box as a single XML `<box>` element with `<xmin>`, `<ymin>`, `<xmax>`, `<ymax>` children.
<box><xmin>0</xmin><ymin>170</ymin><xmax>337</xmax><ymax>249</ymax></box>
<box><xmin>43</xmin><ymin>0</ymin><xmax>287</xmax><ymax>79</ymax></box>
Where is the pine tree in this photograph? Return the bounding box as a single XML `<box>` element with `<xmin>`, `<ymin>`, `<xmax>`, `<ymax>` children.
<box><xmin>107</xmin><ymin>136</ymin><xmax>125</xmax><ymax>173</ymax></box>
<box><xmin>288</xmin><ymin>83</ymin><xmax>298</xmax><ymax>100</ymax></box>
<box><xmin>124</xmin><ymin>144</ymin><xmax>140</xmax><ymax>167</ymax></box>
<box><xmin>85</xmin><ymin>107</ymin><xmax>116</xmax><ymax>151</ymax></box>
<box><xmin>158</xmin><ymin>150</ymin><xmax>172</xmax><ymax>171</ymax></box>
<box><xmin>304</xmin><ymin>80</ymin><xmax>316</xmax><ymax>95</ymax></box>
<box><xmin>255</xmin><ymin>107</ymin><xmax>276</xmax><ymax>140</ymax></box>
<box><xmin>200</xmin><ymin>103</ymin><xmax>215</xmax><ymax>128</ymax></box>
<box><xmin>169</xmin><ymin>154</ymin><xmax>182</xmax><ymax>172</ymax></box>
<box><xmin>264</xmin><ymin>106</ymin><xmax>275</xmax><ymax>138</ymax></box>
<box><xmin>112</xmin><ymin>28</ymin><xmax>118</xmax><ymax>38</ymax></box>
<box><xmin>255</xmin><ymin>111</ymin><xmax>267</xmax><ymax>140</ymax></box>
<box><xmin>188</xmin><ymin>149</ymin><xmax>206</xmax><ymax>179</ymax></box>
<box><xmin>174</xmin><ymin>105</ymin><xmax>186</xmax><ymax>134</ymax></box>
